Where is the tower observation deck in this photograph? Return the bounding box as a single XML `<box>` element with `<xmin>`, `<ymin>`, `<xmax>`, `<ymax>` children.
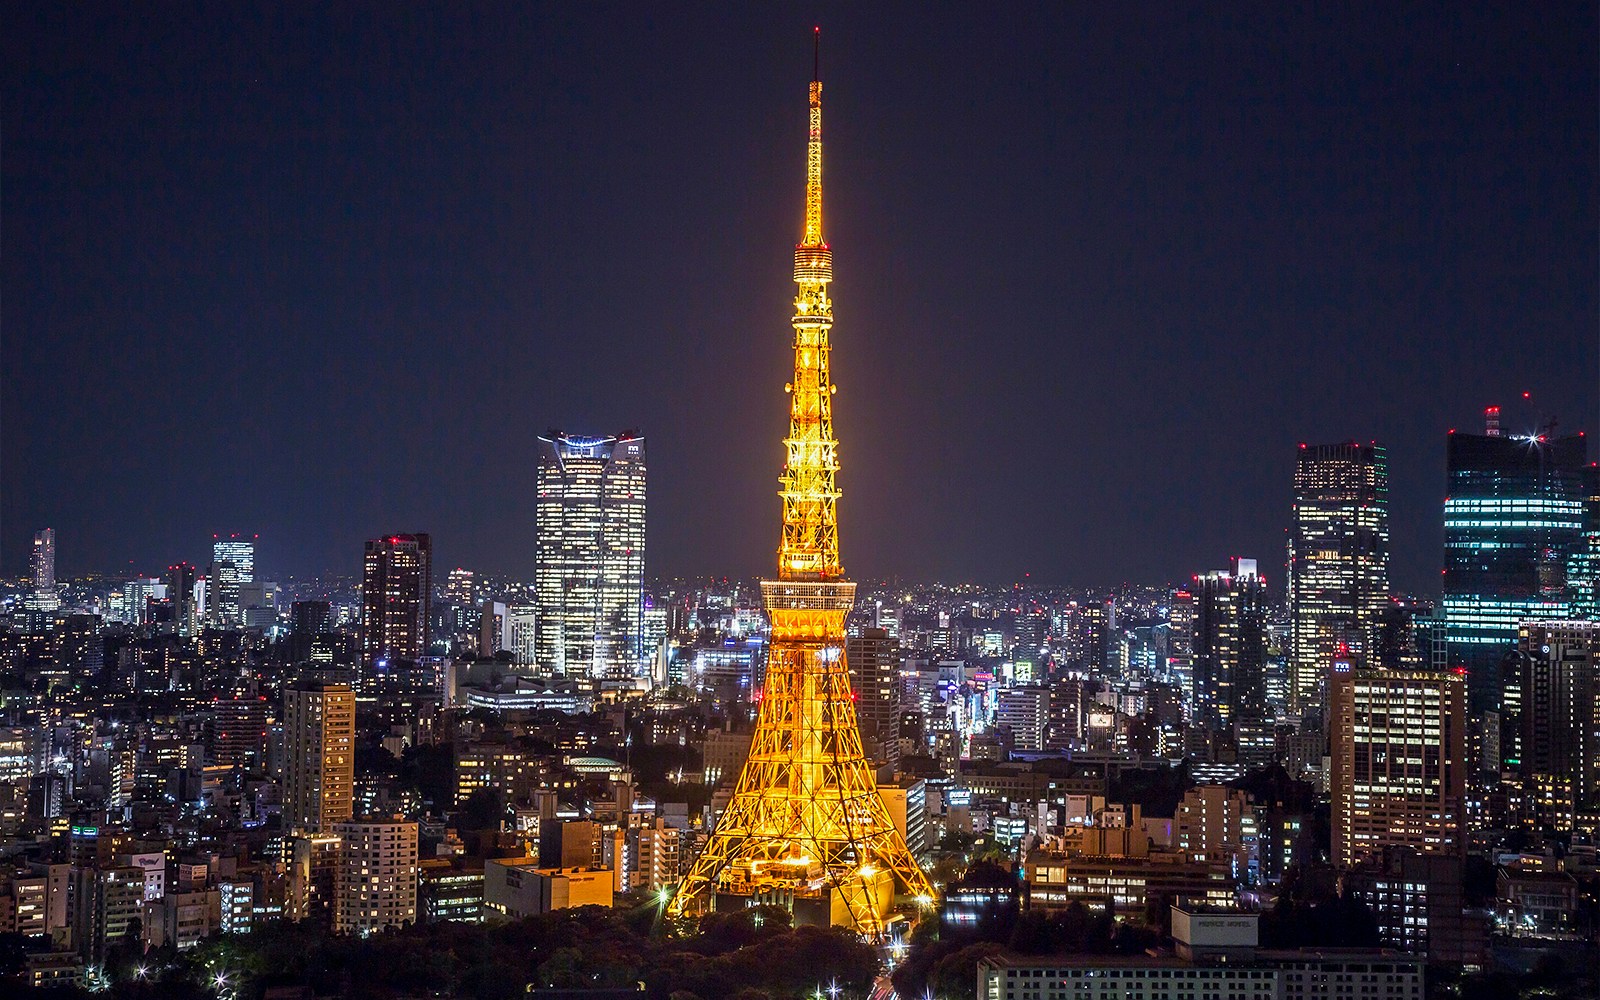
<box><xmin>670</xmin><ymin>31</ymin><xmax>934</xmax><ymax>937</ymax></box>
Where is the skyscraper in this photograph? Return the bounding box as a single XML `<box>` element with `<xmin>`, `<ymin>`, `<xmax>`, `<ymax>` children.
<box><xmin>1287</xmin><ymin>442</ymin><xmax>1390</xmax><ymax>713</ymax></box>
<box><xmin>28</xmin><ymin>529</ymin><xmax>59</xmax><ymax>612</ymax></box>
<box><xmin>534</xmin><ymin>432</ymin><xmax>646</xmax><ymax>681</ymax></box>
<box><xmin>1443</xmin><ymin>410</ymin><xmax>1588</xmax><ymax>710</ymax></box>
<box><xmin>1191</xmin><ymin>558</ymin><xmax>1268</xmax><ymax>729</ymax></box>
<box><xmin>672</xmin><ymin>40</ymin><xmax>933</xmax><ymax>934</ymax></box>
<box><xmin>1168</xmin><ymin>587</ymin><xmax>1196</xmax><ymax>708</ymax></box>
<box><xmin>1510</xmin><ymin>621</ymin><xmax>1600</xmax><ymax>814</ymax></box>
<box><xmin>207</xmin><ymin>533</ymin><xmax>256</xmax><ymax>628</ymax></box>
<box><xmin>847</xmin><ymin>626</ymin><xmax>902</xmax><ymax>769</ymax></box>
<box><xmin>361</xmin><ymin>534</ymin><xmax>433</xmax><ymax>686</ymax></box>
<box><xmin>283</xmin><ymin>681</ymin><xmax>356</xmax><ymax>833</ymax></box>
<box><xmin>1330</xmin><ymin>657</ymin><xmax>1466</xmax><ymax>868</ymax></box>
<box><xmin>166</xmin><ymin>562</ymin><xmax>197</xmax><ymax>636</ymax></box>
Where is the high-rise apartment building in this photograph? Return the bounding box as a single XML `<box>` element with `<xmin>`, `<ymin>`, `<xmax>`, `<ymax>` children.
<box><xmin>534</xmin><ymin>432</ymin><xmax>646</xmax><ymax>681</ymax></box>
<box><xmin>1288</xmin><ymin>442</ymin><xmax>1389</xmax><ymax>713</ymax></box>
<box><xmin>1443</xmin><ymin>412</ymin><xmax>1588</xmax><ymax>710</ymax></box>
<box><xmin>1168</xmin><ymin>588</ymin><xmax>1196</xmax><ymax>708</ymax></box>
<box><xmin>207</xmin><ymin>534</ymin><xmax>256</xmax><ymax>628</ymax></box>
<box><xmin>361</xmin><ymin>534</ymin><xmax>433</xmax><ymax>686</ymax></box>
<box><xmin>333</xmin><ymin>817</ymin><xmax>418</xmax><ymax>936</ymax></box>
<box><xmin>29</xmin><ymin>529</ymin><xmax>59</xmax><ymax>612</ymax></box>
<box><xmin>283</xmin><ymin>681</ymin><xmax>356</xmax><ymax>833</ymax></box>
<box><xmin>1509</xmin><ymin>622</ymin><xmax>1600</xmax><ymax>813</ymax></box>
<box><xmin>1330</xmin><ymin>658</ymin><xmax>1466</xmax><ymax>868</ymax></box>
<box><xmin>847</xmin><ymin>627</ymin><xmax>902</xmax><ymax>769</ymax></box>
<box><xmin>209</xmin><ymin>695</ymin><xmax>269</xmax><ymax>773</ymax></box>
<box><xmin>1191</xmin><ymin>559</ymin><xmax>1268</xmax><ymax>729</ymax></box>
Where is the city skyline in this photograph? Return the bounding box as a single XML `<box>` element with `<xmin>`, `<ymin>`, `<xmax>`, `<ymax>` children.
<box><xmin>4</xmin><ymin>7</ymin><xmax>1595</xmax><ymax>591</ymax></box>
<box><xmin>4</xmin><ymin>15</ymin><xmax>1600</xmax><ymax>993</ymax></box>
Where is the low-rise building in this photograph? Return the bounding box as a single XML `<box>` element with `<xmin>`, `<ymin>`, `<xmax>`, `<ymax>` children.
<box><xmin>1496</xmin><ymin>864</ymin><xmax>1580</xmax><ymax>936</ymax></box>
<box><xmin>483</xmin><ymin>858</ymin><xmax>612</xmax><ymax>919</ymax></box>
<box><xmin>1343</xmin><ymin>849</ymin><xmax>1486</xmax><ymax>964</ymax></box>
<box><xmin>977</xmin><ymin>906</ymin><xmax>1424</xmax><ymax>1000</ymax></box>
<box><xmin>419</xmin><ymin>858</ymin><xmax>484</xmax><ymax>923</ymax></box>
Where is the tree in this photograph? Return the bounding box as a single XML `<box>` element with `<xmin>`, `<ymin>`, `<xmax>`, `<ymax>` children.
<box><xmin>455</xmin><ymin>787</ymin><xmax>506</xmax><ymax>832</ymax></box>
<box><xmin>929</xmin><ymin>942</ymin><xmax>1007</xmax><ymax>1000</ymax></box>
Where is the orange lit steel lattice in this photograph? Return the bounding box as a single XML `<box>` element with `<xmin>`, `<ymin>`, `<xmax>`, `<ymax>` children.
<box><xmin>670</xmin><ymin>41</ymin><xmax>934</xmax><ymax>937</ymax></box>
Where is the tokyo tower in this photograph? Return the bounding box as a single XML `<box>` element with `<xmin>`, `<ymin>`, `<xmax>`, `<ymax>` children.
<box><xmin>670</xmin><ymin>31</ymin><xmax>934</xmax><ymax>936</ymax></box>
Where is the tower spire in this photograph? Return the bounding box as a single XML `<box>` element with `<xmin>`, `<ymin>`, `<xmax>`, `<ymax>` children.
<box><xmin>782</xmin><ymin>28</ymin><xmax>839</xmax><ymax>581</ymax></box>
<box><xmin>802</xmin><ymin>40</ymin><xmax>825</xmax><ymax>250</ymax></box>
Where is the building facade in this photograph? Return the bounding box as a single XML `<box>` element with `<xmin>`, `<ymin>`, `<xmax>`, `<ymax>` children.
<box><xmin>848</xmin><ymin>627</ymin><xmax>903</xmax><ymax>768</ymax></box>
<box><xmin>1443</xmin><ymin>417</ymin><xmax>1588</xmax><ymax>710</ymax></box>
<box><xmin>534</xmin><ymin>432</ymin><xmax>647</xmax><ymax>681</ymax></box>
<box><xmin>29</xmin><ymin>528</ymin><xmax>59</xmax><ymax>612</ymax></box>
<box><xmin>360</xmin><ymin>533</ymin><xmax>433</xmax><ymax>687</ymax></box>
<box><xmin>1287</xmin><ymin>442</ymin><xmax>1390</xmax><ymax>713</ymax></box>
<box><xmin>1330</xmin><ymin>660</ymin><xmax>1466</xmax><ymax>868</ymax></box>
<box><xmin>207</xmin><ymin>534</ymin><xmax>256</xmax><ymax>628</ymax></box>
<box><xmin>1509</xmin><ymin>621</ymin><xmax>1600</xmax><ymax>813</ymax></box>
<box><xmin>283</xmin><ymin>681</ymin><xmax>356</xmax><ymax>833</ymax></box>
<box><xmin>333</xmin><ymin>818</ymin><xmax>418</xmax><ymax>935</ymax></box>
<box><xmin>1191</xmin><ymin>559</ymin><xmax>1268</xmax><ymax>729</ymax></box>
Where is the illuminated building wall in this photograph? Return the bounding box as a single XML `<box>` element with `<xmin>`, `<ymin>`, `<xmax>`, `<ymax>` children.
<box><xmin>1330</xmin><ymin>659</ymin><xmax>1466</xmax><ymax>868</ymax></box>
<box><xmin>1191</xmin><ymin>558</ymin><xmax>1267</xmax><ymax>729</ymax></box>
<box><xmin>996</xmin><ymin>685</ymin><xmax>1049</xmax><ymax>752</ymax></box>
<box><xmin>333</xmin><ymin>817</ymin><xmax>417</xmax><ymax>935</ymax></box>
<box><xmin>1573</xmin><ymin>465</ymin><xmax>1600</xmax><ymax>620</ymax></box>
<box><xmin>1443</xmin><ymin>422</ymin><xmax>1587</xmax><ymax>711</ymax></box>
<box><xmin>1168</xmin><ymin>588</ymin><xmax>1196</xmax><ymax>709</ymax></box>
<box><xmin>534</xmin><ymin>432</ymin><xmax>646</xmax><ymax>681</ymax></box>
<box><xmin>1510</xmin><ymin>621</ymin><xmax>1599</xmax><ymax>812</ymax></box>
<box><xmin>208</xmin><ymin>695</ymin><xmax>268</xmax><ymax>772</ymax></box>
<box><xmin>360</xmin><ymin>534</ymin><xmax>433</xmax><ymax>689</ymax></box>
<box><xmin>283</xmin><ymin>681</ymin><xmax>355</xmax><ymax>833</ymax></box>
<box><xmin>1287</xmin><ymin>442</ymin><xmax>1389</xmax><ymax>713</ymax></box>
<box><xmin>29</xmin><ymin>528</ymin><xmax>59</xmax><ymax>612</ymax></box>
<box><xmin>847</xmin><ymin>626</ymin><xmax>902</xmax><ymax>768</ymax></box>
<box><xmin>207</xmin><ymin>534</ymin><xmax>255</xmax><ymax>627</ymax></box>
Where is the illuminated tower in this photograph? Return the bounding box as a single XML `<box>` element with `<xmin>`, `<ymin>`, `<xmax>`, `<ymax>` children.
<box><xmin>672</xmin><ymin>34</ymin><xmax>933</xmax><ymax>935</ymax></box>
<box><xmin>1287</xmin><ymin>442</ymin><xmax>1390</xmax><ymax>714</ymax></box>
<box><xmin>29</xmin><ymin>529</ymin><xmax>59</xmax><ymax>612</ymax></box>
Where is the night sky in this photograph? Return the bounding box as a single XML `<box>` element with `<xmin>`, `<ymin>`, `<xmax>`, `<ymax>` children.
<box><xmin>3</xmin><ymin>4</ymin><xmax>1596</xmax><ymax>594</ymax></box>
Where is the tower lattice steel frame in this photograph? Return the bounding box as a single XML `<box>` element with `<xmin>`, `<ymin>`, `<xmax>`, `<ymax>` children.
<box><xmin>670</xmin><ymin>33</ymin><xmax>934</xmax><ymax>936</ymax></box>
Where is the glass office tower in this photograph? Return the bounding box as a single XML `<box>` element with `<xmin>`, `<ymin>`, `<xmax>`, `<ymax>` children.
<box><xmin>534</xmin><ymin>432</ymin><xmax>646</xmax><ymax>681</ymax></box>
<box><xmin>1443</xmin><ymin>411</ymin><xmax>1588</xmax><ymax>711</ymax></box>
